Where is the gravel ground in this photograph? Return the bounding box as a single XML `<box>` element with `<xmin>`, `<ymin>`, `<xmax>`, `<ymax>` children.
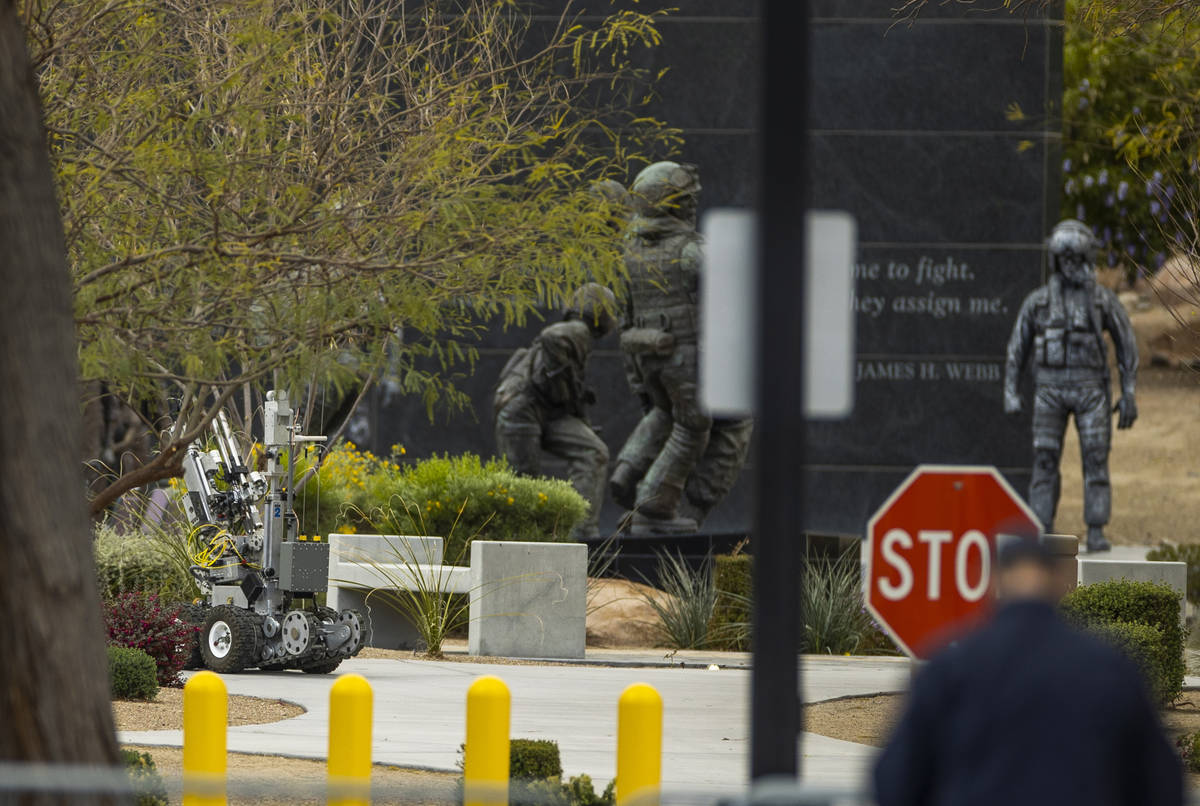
<box><xmin>112</xmin><ymin>688</ymin><xmax>304</xmax><ymax>731</ymax></box>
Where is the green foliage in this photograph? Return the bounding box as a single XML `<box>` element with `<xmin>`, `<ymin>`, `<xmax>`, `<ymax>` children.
<box><xmin>120</xmin><ymin>749</ymin><xmax>169</xmax><ymax>806</ymax></box>
<box><xmin>108</xmin><ymin>646</ymin><xmax>159</xmax><ymax>701</ymax></box>
<box><xmin>297</xmin><ymin>444</ymin><xmax>588</xmax><ymax>560</ymax></box>
<box><xmin>639</xmin><ymin>552</ymin><xmax>718</xmax><ymax>650</ymax></box>
<box><xmin>1090</xmin><ymin>619</ymin><xmax>1176</xmax><ymax>706</ymax></box>
<box><xmin>511</xmin><ymin>739</ymin><xmax>564</xmax><ymax>781</ymax></box>
<box><xmin>27</xmin><ymin>0</ymin><xmax>678</xmax><ymax>511</ymax></box>
<box><xmin>1146</xmin><ymin>543</ymin><xmax>1200</xmax><ymax>603</ymax></box>
<box><xmin>563</xmin><ymin>774</ymin><xmax>615</xmax><ymax>806</ymax></box>
<box><xmin>1062</xmin><ymin>0</ymin><xmax>1200</xmax><ymax>276</ymax></box>
<box><xmin>1061</xmin><ymin>579</ymin><xmax>1185</xmax><ymax>704</ymax></box>
<box><xmin>801</xmin><ymin>548</ymin><xmax>881</xmax><ymax>656</ymax></box>
<box><xmin>457</xmin><ymin>740</ymin><xmax>614</xmax><ymax>806</ymax></box>
<box><xmin>709</xmin><ymin>552</ymin><xmax>752</xmax><ymax>651</ymax></box>
<box><xmin>93</xmin><ymin>522</ymin><xmax>195</xmax><ymax>602</ymax></box>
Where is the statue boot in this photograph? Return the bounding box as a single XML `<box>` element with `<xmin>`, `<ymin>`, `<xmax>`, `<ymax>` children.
<box><xmin>1085</xmin><ymin>525</ymin><xmax>1111</xmax><ymax>553</ymax></box>
<box><xmin>630</xmin><ymin>511</ymin><xmax>698</xmax><ymax>536</ymax></box>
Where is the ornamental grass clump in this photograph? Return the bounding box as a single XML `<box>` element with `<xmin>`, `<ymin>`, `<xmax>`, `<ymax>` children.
<box><xmin>639</xmin><ymin>551</ymin><xmax>718</xmax><ymax>650</ymax></box>
<box><xmin>93</xmin><ymin>521</ymin><xmax>196</xmax><ymax>602</ymax></box>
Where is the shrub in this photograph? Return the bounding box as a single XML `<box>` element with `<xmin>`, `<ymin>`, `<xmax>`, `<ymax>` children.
<box><xmin>1091</xmin><ymin>620</ymin><xmax>1174</xmax><ymax>706</ymax></box>
<box><xmin>121</xmin><ymin>749</ymin><xmax>168</xmax><ymax>806</ymax></box>
<box><xmin>639</xmin><ymin>552</ymin><xmax>718</xmax><ymax>650</ymax></box>
<box><xmin>458</xmin><ymin>739</ymin><xmax>613</xmax><ymax>806</ymax></box>
<box><xmin>94</xmin><ymin>523</ymin><xmax>196</xmax><ymax>602</ymax></box>
<box><xmin>296</xmin><ymin>445</ymin><xmax>588</xmax><ymax>559</ymax></box>
<box><xmin>709</xmin><ymin>553</ymin><xmax>752</xmax><ymax>651</ymax></box>
<box><xmin>108</xmin><ymin>646</ymin><xmax>158</xmax><ymax>700</ymax></box>
<box><xmin>1146</xmin><ymin>543</ymin><xmax>1200</xmax><ymax>604</ymax></box>
<box><xmin>1061</xmin><ymin>579</ymin><xmax>1185</xmax><ymax>704</ymax></box>
<box><xmin>511</xmin><ymin>739</ymin><xmax>563</xmax><ymax>781</ymax></box>
<box><xmin>1177</xmin><ymin>731</ymin><xmax>1200</xmax><ymax>773</ymax></box>
<box><xmin>801</xmin><ymin>548</ymin><xmax>878</xmax><ymax>656</ymax></box>
<box><xmin>105</xmin><ymin>592</ymin><xmax>193</xmax><ymax>687</ymax></box>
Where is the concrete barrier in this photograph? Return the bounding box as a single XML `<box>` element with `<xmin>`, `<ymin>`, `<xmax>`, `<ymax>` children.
<box><xmin>468</xmin><ymin>541</ymin><xmax>587</xmax><ymax>659</ymax></box>
<box><xmin>1077</xmin><ymin>557</ymin><xmax>1187</xmax><ymax>602</ymax></box>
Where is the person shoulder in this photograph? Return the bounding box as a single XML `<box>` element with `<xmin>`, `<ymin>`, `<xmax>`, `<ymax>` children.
<box><xmin>1020</xmin><ymin>284</ymin><xmax>1051</xmax><ymax>308</ymax></box>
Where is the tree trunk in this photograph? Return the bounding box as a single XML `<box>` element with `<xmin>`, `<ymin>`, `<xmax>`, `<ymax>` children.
<box><xmin>0</xmin><ymin>1</ymin><xmax>124</xmax><ymax>801</ymax></box>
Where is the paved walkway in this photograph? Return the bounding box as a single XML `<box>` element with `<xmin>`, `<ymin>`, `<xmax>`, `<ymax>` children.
<box><xmin>120</xmin><ymin>653</ymin><xmax>912</xmax><ymax>793</ymax></box>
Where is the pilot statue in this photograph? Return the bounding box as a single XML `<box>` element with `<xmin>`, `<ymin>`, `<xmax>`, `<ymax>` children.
<box><xmin>493</xmin><ymin>284</ymin><xmax>617</xmax><ymax>540</ymax></box>
<box><xmin>1004</xmin><ymin>218</ymin><xmax>1138</xmax><ymax>552</ymax></box>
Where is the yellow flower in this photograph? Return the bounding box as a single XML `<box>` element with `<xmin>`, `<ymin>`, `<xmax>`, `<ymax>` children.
<box><xmin>506</xmin><ymin>497</ymin><xmax>514</xmax><ymax>505</ymax></box>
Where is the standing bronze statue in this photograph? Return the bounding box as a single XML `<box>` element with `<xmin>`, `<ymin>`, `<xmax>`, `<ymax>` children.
<box><xmin>610</xmin><ymin>161</ymin><xmax>753</xmax><ymax>535</ymax></box>
<box><xmin>1004</xmin><ymin>219</ymin><xmax>1139</xmax><ymax>552</ymax></box>
<box><xmin>493</xmin><ymin>284</ymin><xmax>617</xmax><ymax>540</ymax></box>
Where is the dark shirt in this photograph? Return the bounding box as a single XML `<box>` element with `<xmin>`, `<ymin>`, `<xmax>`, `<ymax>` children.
<box><xmin>874</xmin><ymin>600</ymin><xmax>1183</xmax><ymax>806</ymax></box>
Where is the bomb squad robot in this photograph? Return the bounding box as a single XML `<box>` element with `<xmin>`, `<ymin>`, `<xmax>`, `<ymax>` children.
<box><xmin>177</xmin><ymin>390</ymin><xmax>367</xmax><ymax>673</ymax></box>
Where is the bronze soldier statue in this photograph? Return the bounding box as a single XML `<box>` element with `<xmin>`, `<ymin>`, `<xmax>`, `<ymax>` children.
<box><xmin>609</xmin><ymin>161</ymin><xmax>717</xmax><ymax>535</ymax></box>
<box><xmin>1004</xmin><ymin>219</ymin><xmax>1138</xmax><ymax>552</ymax></box>
<box><xmin>493</xmin><ymin>284</ymin><xmax>617</xmax><ymax>540</ymax></box>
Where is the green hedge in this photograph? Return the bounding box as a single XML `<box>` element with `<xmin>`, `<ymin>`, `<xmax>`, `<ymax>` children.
<box><xmin>94</xmin><ymin>523</ymin><xmax>195</xmax><ymax>602</ymax></box>
<box><xmin>1145</xmin><ymin>543</ymin><xmax>1200</xmax><ymax>603</ymax></box>
<box><xmin>1061</xmin><ymin>579</ymin><xmax>1184</xmax><ymax>704</ymax></box>
<box><xmin>296</xmin><ymin>446</ymin><xmax>588</xmax><ymax>562</ymax></box>
<box><xmin>511</xmin><ymin>739</ymin><xmax>563</xmax><ymax>781</ymax></box>
<box><xmin>709</xmin><ymin>554</ymin><xmax>751</xmax><ymax>651</ymax></box>
<box><xmin>108</xmin><ymin>646</ymin><xmax>159</xmax><ymax>701</ymax></box>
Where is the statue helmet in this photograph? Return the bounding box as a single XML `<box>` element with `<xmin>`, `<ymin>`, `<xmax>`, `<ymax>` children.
<box><xmin>566</xmin><ymin>283</ymin><xmax>617</xmax><ymax>336</ymax></box>
<box><xmin>1047</xmin><ymin>219</ymin><xmax>1100</xmax><ymax>270</ymax></box>
<box><xmin>630</xmin><ymin>161</ymin><xmax>701</xmax><ymax>217</ymax></box>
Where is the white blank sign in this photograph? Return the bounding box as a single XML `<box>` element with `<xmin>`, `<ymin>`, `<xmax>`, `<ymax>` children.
<box><xmin>699</xmin><ymin>209</ymin><xmax>856</xmax><ymax>419</ymax></box>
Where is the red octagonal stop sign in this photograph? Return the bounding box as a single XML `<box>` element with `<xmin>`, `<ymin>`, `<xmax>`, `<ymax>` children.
<box><xmin>865</xmin><ymin>465</ymin><xmax>1042</xmax><ymax>659</ymax></box>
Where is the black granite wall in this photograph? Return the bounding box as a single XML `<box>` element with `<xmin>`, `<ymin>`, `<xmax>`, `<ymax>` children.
<box><xmin>365</xmin><ymin>1</ymin><xmax>1063</xmax><ymax>538</ymax></box>
<box><xmin>804</xmin><ymin>1</ymin><xmax>1063</xmax><ymax>535</ymax></box>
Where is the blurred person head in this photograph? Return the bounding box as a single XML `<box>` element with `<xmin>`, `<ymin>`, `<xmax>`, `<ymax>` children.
<box><xmin>994</xmin><ymin>537</ymin><xmax>1058</xmax><ymax>603</ymax></box>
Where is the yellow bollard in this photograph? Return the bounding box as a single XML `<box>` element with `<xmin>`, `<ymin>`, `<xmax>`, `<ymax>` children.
<box><xmin>183</xmin><ymin>671</ymin><xmax>228</xmax><ymax>806</ymax></box>
<box><xmin>616</xmin><ymin>683</ymin><xmax>663</xmax><ymax>806</ymax></box>
<box><xmin>464</xmin><ymin>675</ymin><xmax>511</xmax><ymax>806</ymax></box>
<box><xmin>328</xmin><ymin>674</ymin><xmax>374</xmax><ymax>806</ymax></box>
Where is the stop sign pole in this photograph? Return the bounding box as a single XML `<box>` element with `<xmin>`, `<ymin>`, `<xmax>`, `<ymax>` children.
<box><xmin>865</xmin><ymin>465</ymin><xmax>1042</xmax><ymax>659</ymax></box>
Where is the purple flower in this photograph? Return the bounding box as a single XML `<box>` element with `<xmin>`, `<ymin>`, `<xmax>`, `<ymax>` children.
<box><xmin>1167</xmin><ymin>184</ymin><xmax>1176</xmax><ymax>200</ymax></box>
<box><xmin>1151</xmin><ymin>200</ymin><xmax>1162</xmax><ymax>215</ymax></box>
<box><xmin>1084</xmin><ymin>175</ymin><xmax>1095</xmax><ymax>188</ymax></box>
<box><xmin>1118</xmin><ymin>181</ymin><xmax>1129</xmax><ymax>200</ymax></box>
<box><xmin>1108</xmin><ymin>251</ymin><xmax>1119</xmax><ymax>267</ymax></box>
<box><xmin>1105</xmin><ymin>193</ymin><xmax>1115</xmax><ymax>208</ymax></box>
<box><xmin>1133</xmin><ymin>106</ymin><xmax>1142</xmax><ymax>116</ymax></box>
<box><xmin>1077</xmin><ymin>203</ymin><xmax>1086</xmax><ymax>221</ymax></box>
<box><xmin>1098</xmin><ymin>169</ymin><xmax>1109</xmax><ymax>186</ymax></box>
<box><xmin>1078</xmin><ymin>96</ymin><xmax>1089</xmax><ymax>110</ymax></box>
<box><xmin>1065</xmin><ymin>178</ymin><xmax>1077</xmax><ymax>195</ymax></box>
<box><xmin>1063</xmin><ymin>158</ymin><xmax>1073</xmax><ymax>173</ymax></box>
<box><xmin>1156</xmin><ymin>252</ymin><xmax>1167</xmax><ymax>268</ymax></box>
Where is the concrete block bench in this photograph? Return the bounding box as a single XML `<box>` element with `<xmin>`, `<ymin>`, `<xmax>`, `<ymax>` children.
<box><xmin>326</xmin><ymin>534</ymin><xmax>586</xmax><ymax>658</ymax></box>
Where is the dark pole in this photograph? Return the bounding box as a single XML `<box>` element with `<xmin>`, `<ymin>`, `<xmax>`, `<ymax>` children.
<box><xmin>751</xmin><ymin>0</ymin><xmax>808</xmax><ymax>781</ymax></box>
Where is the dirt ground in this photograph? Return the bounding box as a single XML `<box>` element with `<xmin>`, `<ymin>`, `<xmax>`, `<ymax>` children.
<box><xmin>122</xmin><ymin>744</ymin><xmax>458</xmax><ymax>806</ymax></box>
<box><xmin>805</xmin><ymin>691</ymin><xmax>1200</xmax><ymax>787</ymax></box>
<box><xmin>112</xmin><ymin>688</ymin><xmax>303</xmax><ymax>732</ymax></box>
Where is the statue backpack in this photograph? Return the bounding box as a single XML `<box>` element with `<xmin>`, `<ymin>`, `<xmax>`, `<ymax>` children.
<box><xmin>492</xmin><ymin>345</ymin><xmax>536</xmax><ymax>416</ymax></box>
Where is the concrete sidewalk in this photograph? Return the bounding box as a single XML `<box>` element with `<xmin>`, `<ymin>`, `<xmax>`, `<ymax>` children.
<box><xmin>120</xmin><ymin>653</ymin><xmax>911</xmax><ymax>793</ymax></box>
